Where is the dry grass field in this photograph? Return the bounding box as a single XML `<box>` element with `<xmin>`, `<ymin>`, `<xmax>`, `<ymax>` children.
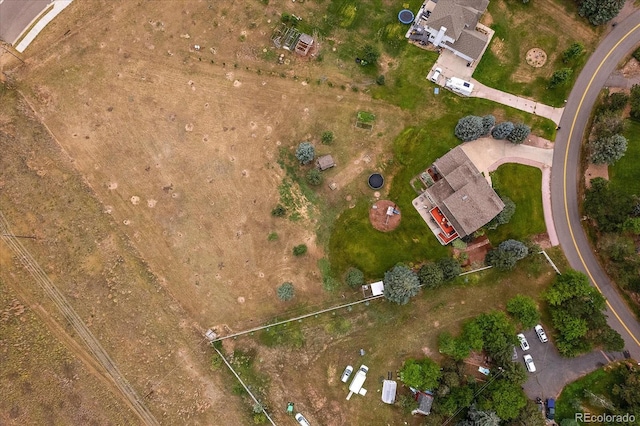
<box><xmin>0</xmin><ymin>0</ymin><xmax>601</xmax><ymax>423</ymax></box>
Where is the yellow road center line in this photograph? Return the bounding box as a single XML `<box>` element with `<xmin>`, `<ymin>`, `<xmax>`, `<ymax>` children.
<box><xmin>564</xmin><ymin>23</ymin><xmax>640</xmax><ymax>347</ymax></box>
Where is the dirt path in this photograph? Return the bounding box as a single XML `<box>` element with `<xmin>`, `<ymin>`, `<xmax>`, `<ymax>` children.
<box><xmin>0</xmin><ymin>210</ymin><xmax>158</xmax><ymax>426</ymax></box>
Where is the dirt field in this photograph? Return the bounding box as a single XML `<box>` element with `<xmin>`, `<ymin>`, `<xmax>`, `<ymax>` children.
<box><xmin>0</xmin><ymin>0</ymin><xmax>602</xmax><ymax>423</ymax></box>
<box><xmin>0</xmin><ymin>0</ymin><xmax>408</xmax><ymax>423</ymax></box>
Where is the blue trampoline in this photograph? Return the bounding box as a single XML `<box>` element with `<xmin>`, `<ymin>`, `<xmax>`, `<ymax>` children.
<box><xmin>398</xmin><ymin>9</ymin><xmax>414</xmax><ymax>24</ymax></box>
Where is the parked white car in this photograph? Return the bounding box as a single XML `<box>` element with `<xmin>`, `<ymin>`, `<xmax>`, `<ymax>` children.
<box><xmin>429</xmin><ymin>67</ymin><xmax>442</xmax><ymax>83</ymax></box>
<box><xmin>295</xmin><ymin>413</ymin><xmax>311</xmax><ymax>426</ymax></box>
<box><xmin>517</xmin><ymin>333</ymin><xmax>530</xmax><ymax>351</ymax></box>
<box><xmin>523</xmin><ymin>354</ymin><xmax>536</xmax><ymax>373</ymax></box>
<box><xmin>341</xmin><ymin>365</ymin><xmax>353</xmax><ymax>383</ymax></box>
<box><xmin>535</xmin><ymin>324</ymin><xmax>548</xmax><ymax>343</ymax></box>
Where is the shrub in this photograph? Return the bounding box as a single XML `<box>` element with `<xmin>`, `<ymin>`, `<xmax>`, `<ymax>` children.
<box><xmin>437</xmin><ymin>257</ymin><xmax>462</xmax><ymax>281</ymax></box>
<box><xmin>306</xmin><ymin>168</ymin><xmax>323</xmax><ymax>186</ymax></box>
<box><xmin>321</xmin><ymin>131</ymin><xmax>334</xmax><ymax>145</ymax></box>
<box><xmin>578</xmin><ymin>0</ymin><xmax>624</xmax><ymax>25</ymax></box>
<box><xmin>481</xmin><ymin>114</ymin><xmax>496</xmax><ymax>135</ymax></box>
<box><xmin>345</xmin><ymin>267</ymin><xmax>365</xmax><ymax>288</ymax></box>
<box><xmin>491</xmin><ymin>122</ymin><xmax>515</xmax><ymax>140</ymax></box>
<box><xmin>507</xmin><ymin>123</ymin><xmax>531</xmax><ymax>144</ymax></box>
<box><xmin>362</xmin><ymin>44</ymin><xmax>380</xmax><ymax>65</ymax></box>
<box><xmin>498</xmin><ymin>239</ymin><xmax>529</xmax><ymax>260</ymax></box>
<box><xmin>295</xmin><ymin>141</ymin><xmax>315</xmax><ymax>164</ymax></box>
<box><xmin>267</xmin><ymin>232</ymin><xmax>278</xmax><ymax>241</ymax></box>
<box><xmin>271</xmin><ymin>204</ymin><xmax>287</xmax><ymax>217</ymax></box>
<box><xmin>376</xmin><ymin>75</ymin><xmax>386</xmax><ymax>85</ymax></box>
<box><xmin>590</xmin><ymin>134</ymin><xmax>628</xmax><ymax>165</ymax></box>
<box><xmin>292</xmin><ymin>244</ymin><xmax>307</xmax><ymax>256</ymax></box>
<box><xmin>548</xmin><ymin>68</ymin><xmax>573</xmax><ymax>88</ymax></box>
<box><xmin>418</xmin><ymin>263</ymin><xmax>444</xmax><ymax>289</ymax></box>
<box><xmin>454</xmin><ymin>115</ymin><xmax>484</xmax><ymax>142</ymax></box>
<box><xmin>277</xmin><ymin>282</ymin><xmax>295</xmax><ymax>301</ymax></box>
<box><xmin>562</xmin><ymin>42</ymin><xmax>584</xmax><ymax>63</ymax></box>
<box><xmin>634</xmin><ymin>47</ymin><xmax>640</xmax><ymax>62</ymax></box>
<box><xmin>592</xmin><ymin>110</ymin><xmax>624</xmax><ymax>139</ymax></box>
<box><xmin>487</xmin><ymin>196</ymin><xmax>516</xmax><ymax>230</ymax></box>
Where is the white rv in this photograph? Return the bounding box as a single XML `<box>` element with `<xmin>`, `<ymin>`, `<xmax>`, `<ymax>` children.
<box><xmin>346</xmin><ymin>365</ymin><xmax>369</xmax><ymax>400</ymax></box>
<box><xmin>445</xmin><ymin>77</ymin><xmax>474</xmax><ymax>96</ymax></box>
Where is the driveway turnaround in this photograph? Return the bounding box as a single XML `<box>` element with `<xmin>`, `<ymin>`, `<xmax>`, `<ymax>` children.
<box><xmin>470</xmin><ymin>80</ymin><xmax>564</xmax><ymax>125</ymax></box>
<box><xmin>460</xmin><ymin>137</ymin><xmax>559</xmax><ymax>246</ymax></box>
<box><xmin>518</xmin><ymin>327</ymin><xmax>611</xmax><ymax>400</ymax></box>
<box><xmin>0</xmin><ymin>0</ymin><xmax>50</xmax><ymax>44</ymax></box>
<box><xmin>551</xmin><ymin>9</ymin><xmax>640</xmax><ymax>361</ymax></box>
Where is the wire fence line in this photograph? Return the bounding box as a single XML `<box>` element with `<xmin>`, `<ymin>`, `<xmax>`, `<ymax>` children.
<box><xmin>210</xmin><ymin>265</ymin><xmax>498</xmax><ymax>343</ymax></box>
<box><xmin>213</xmin><ymin>346</ymin><xmax>277</xmax><ymax>426</ymax></box>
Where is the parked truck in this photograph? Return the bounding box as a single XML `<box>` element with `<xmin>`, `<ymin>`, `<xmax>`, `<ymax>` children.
<box><xmin>346</xmin><ymin>365</ymin><xmax>369</xmax><ymax>400</ymax></box>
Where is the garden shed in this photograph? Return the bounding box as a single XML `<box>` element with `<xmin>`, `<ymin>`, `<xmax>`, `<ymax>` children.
<box><xmin>316</xmin><ymin>154</ymin><xmax>336</xmax><ymax>171</ymax></box>
<box><xmin>362</xmin><ymin>281</ymin><xmax>384</xmax><ymax>298</ymax></box>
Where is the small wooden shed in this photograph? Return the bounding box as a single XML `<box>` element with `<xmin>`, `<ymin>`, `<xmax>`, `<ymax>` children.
<box><xmin>295</xmin><ymin>33</ymin><xmax>314</xmax><ymax>55</ymax></box>
<box><xmin>316</xmin><ymin>154</ymin><xmax>336</xmax><ymax>171</ymax></box>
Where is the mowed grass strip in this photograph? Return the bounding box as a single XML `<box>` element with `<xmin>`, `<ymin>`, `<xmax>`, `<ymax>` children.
<box><xmin>488</xmin><ymin>164</ymin><xmax>546</xmax><ymax>242</ymax></box>
<box><xmin>609</xmin><ymin>119</ymin><xmax>640</xmax><ymax>197</ymax></box>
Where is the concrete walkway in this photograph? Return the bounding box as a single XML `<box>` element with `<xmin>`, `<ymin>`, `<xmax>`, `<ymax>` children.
<box><xmin>460</xmin><ymin>137</ymin><xmax>560</xmax><ymax>246</ymax></box>
<box><xmin>470</xmin><ymin>80</ymin><xmax>564</xmax><ymax>125</ymax></box>
<box><xmin>14</xmin><ymin>0</ymin><xmax>73</xmax><ymax>53</ymax></box>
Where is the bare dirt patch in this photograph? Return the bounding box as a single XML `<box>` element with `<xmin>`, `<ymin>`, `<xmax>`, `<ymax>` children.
<box><xmin>585</xmin><ymin>163</ymin><xmax>610</xmax><ymax>186</ymax></box>
<box><xmin>369</xmin><ymin>200</ymin><xmax>401</xmax><ymax>232</ymax></box>
<box><xmin>526</xmin><ymin>48</ymin><xmax>547</xmax><ymax>68</ymax></box>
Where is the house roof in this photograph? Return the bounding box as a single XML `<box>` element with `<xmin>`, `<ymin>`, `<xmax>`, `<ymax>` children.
<box><xmin>413</xmin><ymin>392</ymin><xmax>434</xmax><ymax>415</ymax></box>
<box><xmin>426</xmin><ymin>0</ymin><xmax>488</xmax><ymax>42</ymax></box>
<box><xmin>425</xmin><ymin>146</ymin><xmax>504</xmax><ymax>238</ymax></box>
<box><xmin>444</xmin><ymin>29</ymin><xmax>487</xmax><ymax>60</ymax></box>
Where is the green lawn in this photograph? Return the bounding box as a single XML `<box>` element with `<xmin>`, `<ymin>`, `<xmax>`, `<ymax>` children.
<box><xmin>473</xmin><ymin>0</ymin><xmax>598</xmax><ymax>106</ymax></box>
<box><xmin>329</xmin><ymin>105</ymin><xmax>554</xmax><ymax>278</ymax></box>
<box><xmin>609</xmin><ymin>119</ymin><xmax>640</xmax><ymax>197</ymax></box>
<box><xmin>487</xmin><ymin>164</ymin><xmax>546</xmax><ymax>242</ymax></box>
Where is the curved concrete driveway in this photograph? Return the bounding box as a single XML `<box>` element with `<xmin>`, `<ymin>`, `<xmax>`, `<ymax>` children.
<box><xmin>552</xmin><ymin>11</ymin><xmax>640</xmax><ymax>360</ymax></box>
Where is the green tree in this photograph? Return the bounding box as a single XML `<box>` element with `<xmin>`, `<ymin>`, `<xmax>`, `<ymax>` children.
<box><xmin>498</xmin><ymin>239</ymin><xmax>529</xmax><ymax>260</ymax></box>
<box><xmin>579</xmin><ymin>0</ymin><xmax>624</xmax><ymax>25</ymax></box>
<box><xmin>321</xmin><ymin>131</ymin><xmax>334</xmax><ymax>145</ymax></box>
<box><xmin>306</xmin><ymin>168</ymin><xmax>323</xmax><ymax>186</ymax></box>
<box><xmin>491</xmin><ymin>121</ymin><xmax>514</xmax><ymax>140</ymax></box>
<box><xmin>590</xmin><ymin>134</ymin><xmax>628</xmax><ymax>164</ymax></box>
<box><xmin>548</xmin><ymin>68</ymin><xmax>573</xmax><ymax>88</ymax></box>
<box><xmin>438</xmin><ymin>386</ymin><xmax>474</xmax><ymax>416</ymax></box>
<box><xmin>545</xmin><ymin>270</ymin><xmax>597</xmax><ymax>306</ymax></box>
<box><xmin>455</xmin><ymin>115</ymin><xmax>485</xmax><ymax>142</ymax></box>
<box><xmin>562</xmin><ymin>42</ymin><xmax>585</xmax><ymax>63</ymax></box>
<box><xmin>584</xmin><ymin>177</ymin><xmax>634</xmax><ymax>232</ymax></box>
<box><xmin>474</xmin><ymin>311</ymin><xmax>516</xmax><ymax>361</ymax></box>
<box><xmin>418</xmin><ymin>263</ymin><xmax>444</xmax><ymax>289</ymax></box>
<box><xmin>292</xmin><ymin>244</ymin><xmax>307</xmax><ymax>256</ymax></box>
<box><xmin>277</xmin><ymin>282</ymin><xmax>294</xmax><ymax>301</ymax></box>
<box><xmin>592</xmin><ymin>109</ymin><xmax>624</xmax><ymax>139</ymax></box>
<box><xmin>383</xmin><ymin>265</ymin><xmax>421</xmax><ymax>305</ymax></box>
<box><xmin>399</xmin><ymin>358</ymin><xmax>442</xmax><ymax>390</ymax></box>
<box><xmin>486</xmin><ymin>196</ymin><xmax>516</xmax><ymax>230</ymax></box>
<box><xmin>516</xmin><ymin>400</ymin><xmax>547</xmax><ymax>426</ymax></box>
<box><xmin>438</xmin><ymin>332</ymin><xmax>471</xmax><ymax>360</ymax></box>
<box><xmin>623</xmin><ymin>217</ymin><xmax>640</xmax><ymax>234</ymax></box>
<box><xmin>376</xmin><ymin>75</ymin><xmax>385</xmax><ymax>85</ymax></box>
<box><xmin>295</xmin><ymin>141</ymin><xmax>315</xmax><ymax>164</ymax></box>
<box><xmin>458</xmin><ymin>405</ymin><xmax>501</xmax><ymax>426</ymax></box>
<box><xmin>344</xmin><ymin>267</ymin><xmax>364</xmax><ymax>288</ymax></box>
<box><xmin>507</xmin><ymin>123</ymin><xmax>531</xmax><ymax>144</ymax></box>
<box><xmin>506</xmin><ymin>295</ymin><xmax>540</xmax><ymax>328</ymax></box>
<box><xmin>487</xmin><ymin>380</ymin><xmax>527</xmax><ymax>420</ymax></box>
<box><xmin>437</xmin><ymin>257</ymin><xmax>462</xmax><ymax>281</ymax></box>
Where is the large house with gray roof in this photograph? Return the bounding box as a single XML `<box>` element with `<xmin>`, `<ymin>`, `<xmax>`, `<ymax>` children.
<box><xmin>406</xmin><ymin>0</ymin><xmax>490</xmax><ymax>63</ymax></box>
<box><xmin>412</xmin><ymin>146</ymin><xmax>504</xmax><ymax>245</ymax></box>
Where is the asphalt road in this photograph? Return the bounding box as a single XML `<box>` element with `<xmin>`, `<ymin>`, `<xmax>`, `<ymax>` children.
<box><xmin>551</xmin><ymin>11</ymin><xmax>640</xmax><ymax>360</ymax></box>
<box><xmin>0</xmin><ymin>0</ymin><xmax>51</xmax><ymax>44</ymax></box>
